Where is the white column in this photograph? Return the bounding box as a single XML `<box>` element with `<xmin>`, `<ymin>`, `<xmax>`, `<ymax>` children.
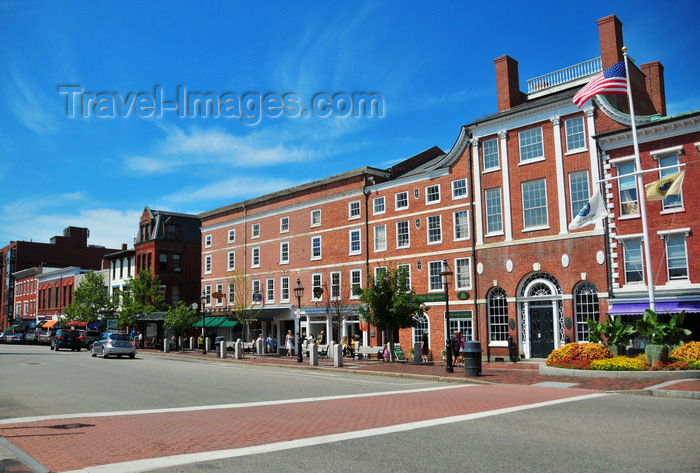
<box><xmin>471</xmin><ymin>138</ymin><xmax>484</xmax><ymax>246</ymax></box>
<box><xmin>550</xmin><ymin>116</ymin><xmax>568</xmax><ymax>234</ymax></box>
<box><xmin>499</xmin><ymin>130</ymin><xmax>513</xmax><ymax>242</ymax></box>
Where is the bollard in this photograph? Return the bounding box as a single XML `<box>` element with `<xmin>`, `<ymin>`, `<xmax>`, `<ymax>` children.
<box><xmin>179</xmin><ymin>336</ymin><xmax>184</xmax><ymax>352</ymax></box>
<box><xmin>234</xmin><ymin>340</ymin><xmax>243</xmax><ymax>359</ymax></box>
<box><xmin>334</xmin><ymin>344</ymin><xmax>343</xmax><ymax>367</ymax></box>
<box><xmin>309</xmin><ymin>344</ymin><xmax>319</xmax><ymax>366</ymax></box>
<box><xmin>256</xmin><ymin>338</ymin><xmax>263</xmax><ymax>355</ymax></box>
<box><xmin>164</xmin><ymin>338</ymin><xmax>170</xmax><ymax>353</ymax></box>
<box><xmin>328</xmin><ymin>341</ymin><xmax>336</xmax><ymax>361</ymax></box>
<box><xmin>220</xmin><ymin>341</ymin><xmax>226</xmax><ymax>358</ymax></box>
<box><xmin>205</xmin><ymin>338</ymin><xmax>211</xmax><ymax>353</ymax></box>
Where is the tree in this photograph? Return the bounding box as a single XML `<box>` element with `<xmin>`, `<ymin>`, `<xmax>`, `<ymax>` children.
<box><xmin>323</xmin><ymin>285</ymin><xmax>359</xmax><ymax>343</ymax></box>
<box><xmin>164</xmin><ymin>301</ymin><xmax>199</xmax><ymax>337</ymax></box>
<box><xmin>356</xmin><ymin>265</ymin><xmax>425</xmax><ymax>361</ymax></box>
<box><xmin>226</xmin><ymin>270</ymin><xmax>261</xmax><ymax>340</ymax></box>
<box><xmin>119</xmin><ymin>268</ymin><xmax>167</xmax><ymax>330</ymax></box>
<box><xmin>61</xmin><ymin>271</ymin><xmax>114</xmax><ymax>328</ymax></box>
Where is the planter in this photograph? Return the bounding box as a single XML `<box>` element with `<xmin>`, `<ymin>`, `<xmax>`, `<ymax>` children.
<box><xmin>645</xmin><ymin>344</ymin><xmax>669</xmax><ymax>364</ymax></box>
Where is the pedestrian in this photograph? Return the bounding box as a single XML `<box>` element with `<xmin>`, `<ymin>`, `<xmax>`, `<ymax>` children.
<box><xmin>317</xmin><ymin>330</ymin><xmax>326</xmax><ymax>345</ymax></box>
<box><xmin>136</xmin><ymin>331</ymin><xmax>143</xmax><ymax>349</ymax></box>
<box><xmin>285</xmin><ymin>330</ymin><xmax>294</xmax><ymax>357</ymax></box>
<box><xmin>266</xmin><ymin>334</ymin><xmax>273</xmax><ymax>353</ymax></box>
<box><xmin>450</xmin><ymin>330</ymin><xmax>462</xmax><ymax>365</ymax></box>
<box><xmin>421</xmin><ymin>331</ymin><xmax>429</xmax><ymax>362</ymax></box>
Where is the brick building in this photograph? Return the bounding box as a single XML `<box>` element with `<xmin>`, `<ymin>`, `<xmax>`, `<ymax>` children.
<box><xmin>0</xmin><ymin>226</ymin><xmax>121</xmax><ymax>330</ymax></box>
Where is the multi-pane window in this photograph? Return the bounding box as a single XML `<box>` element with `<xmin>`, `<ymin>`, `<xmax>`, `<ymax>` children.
<box><xmin>565</xmin><ymin>116</ymin><xmax>586</xmax><ymax>152</ymax></box>
<box><xmin>396</xmin><ymin>220</ymin><xmax>410</xmax><ymax>248</ymax></box>
<box><xmin>453</xmin><ymin>210</ymin><xmax>469</xmax><ymax>241</ymax></box>
<box><xmin>280</xmin><ymin>241</ymin><xmax>289</xmax><ymax>264</ymax></box>
<box><xmin>452</xmin><ymin>179</ymin><xmax>467</xmax><ymax>199</ymax></box>
<box><xmin>216</xmin><ymin>283</ymin><xmax>223</xmax><ymax>306</ymax></box>
<box><xmin>488</xmin><ymin>287</ymin><xmax>508</xmax><ymax>342</ymax></box>
<box><xmin>485</xmin><ymin>187</ymin><xmax>503</xmax><ymax>234</ymax></box>
<box><xmin>311</xmin><ymin>236</ymin><xmax>322</xmax><ymax>260</ymax></box>
<box><xmin>349</xmin><ymin>200</ymin><xmax>361</xmax><ymax>219</ymax></box>
<box><xmin>251</xmin><ymin>247</ymin><xmax>260</xmax><ymax>268</ymax></box>
<box><xmin>204</xmin><ymin>284</ymin><xmax>211</xmax><ymax>305</ymax></box>
<box><xmin>449</xmin><ymin>317</ymin><xmax>473</xmax><ymax>342</ymax></box>
<box><xmin>159</xmin><ymin>252</ymin><xmax>168</xmax><ymax>271</ymax></box>
<box><xmin>483</xmin><ymin>138</ymin><xmax>499</xmax><ymax>170</ymax></box>
<box><xmin>312</xmin><ymin>274</ymin><xmax>322</xmax><ymax>301</ymax></box>
<box><xmin>659</xmin><ymin>154</ymin><xmax>682</xmax><ymax>209</ymax></box>
<box><xmin>574</xmin><ymin>282</ymin><xmax>599</xmax><ymax>342</ymax></box>
<box><xmin>227</xmin><ymin>251</ymin><xmax>235</xmax><ymax>271</ymax></box>
<box><xmin>204</xmin><ymin>255</ymin><xmax>212</xmax><ymax>274</ymax></box>
<box><xmin>266</xmin><ymin>278</ymin><xmax>275</xmax><ymax>303</ymax></box>
<box><xmin>280</xmin><ymin>276</ymin><xmax>290</xmax><ymax>302</ymax></box>
<box><xmin>373</xmin><ymin>196</ymin><xmax>385</xmax><ymax>214</ymax></box>
<box><xmin>395</xmin><ymin>191</ymin><xmax>408</xmax><ymax>210</ymax></box>
<box><xmin>228</xmin><ymin>282</ymin><xmax>235</xmax><ymax>306</ymax></box>
<box><xmin>455</xmin><ymin>258</ymin><xmax>471</xmax><ymax>290</ymax></box>
<box><xmin>519</xmin><ymin>127</ymin><xmax>544</xmax><ymax>162</ymax></box>
<box><xmin>311</xmin><ymin>209</ymin><xmax>321</xmax><ymax>227</ymax></box>
<box><xmin>280</xmin><ymin>216</ymin><xmax>289</xmax><ymax>233</ymax></box>
<box><xmin>412</xmin><ymin>313</ymin><xmax>429</xmax><ymax>348</ymax></box>
<box><xmin>374</xmin><ymin>225</ymin><xmax>386</xmax><ymax>252</ymax></box>
<box><xmin>252</xmin><ymin>279</ymin><xmax>261</xmax><ymax>303</ymax></box>
<box><xmin>251</xmin><ymin>223</ymin><xmax>260</xmax><ymax>238</ymax></box>
<box><xmin>427</xmin><ymin>215</ymin><xmax>442</xmax><ymax>244</ymax></box>
<box><xmin>622</xmin><ymin>239</ymin><xmax>644</xmax><ymax>283</ymax></box>
<box><xmin>349</xmin><ymin>229</ymin><xmax>361</xmax><ymax>255</ymax></box>
<box><xmin>426</xmin><ymin>184</ymin><xmax>441</xmax><ymax>204</ymax></box>
<box><xmin>522</xmin><ymin>179</ymin><xmax>548</xmax><ymax>228</ymax></box>
<box><xmin>569</xmin><ymin>171</ymin><xmax>590</xmax><ymax>219</ymax></box>
<box><xmin>228</xmin><ymin>228</ymin><xmax>235</xmax><ymax>243</ymax></box>
<box><xmin>666</xmin><ymin>234</ymin><xmax>688</xmax><ymax>280</ymax></box>
<box><xmin>618</xmin><ymin>161</ymin><xmax>639</xmax><ymax>216</ymax></box>
<box><xmin>428</xmin><ymin>260</ymin><xmax>443</xmax><ymax>291</ymax></box>
<box><xmin>330</xmin><ymin>271</ymin><xmax>341</xmax><ymax>300</ymax></box>
<box><xmin>350</xmin><ymin>269</ymin><xmax>362</xmax><ymax>298</ymax></box>
<box><xmin>205</xmin><ymin>234</ymin><xmax>212</xmax><ymax>247</ymax></box>
<box><xmin>397</xmin><ymin>264</ymin><xmax>411</xmax><ymax>290</ymax></box>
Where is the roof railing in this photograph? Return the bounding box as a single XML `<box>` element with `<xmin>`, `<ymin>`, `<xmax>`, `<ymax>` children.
<box><xmin>527</xmin><ymin>57</ymin><xmax>601</xmax><ymax>94</ymax></box>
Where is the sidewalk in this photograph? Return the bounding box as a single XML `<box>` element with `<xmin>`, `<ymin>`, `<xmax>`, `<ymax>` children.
<box><xmin>160</xmin><ymin>348</ymin><xmax>700</xmax><ymax>399</ymax></box>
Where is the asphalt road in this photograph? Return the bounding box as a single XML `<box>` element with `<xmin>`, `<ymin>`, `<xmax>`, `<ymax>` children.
<box><xmin>1</xmin><ymin>345</ymin><xmax>698</xmax><ymax>473</ymax></box>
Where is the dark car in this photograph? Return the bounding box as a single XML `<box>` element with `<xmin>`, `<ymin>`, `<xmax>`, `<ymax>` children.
<box><xmin>78</xmin><ymin>330</ymin><xmax>101</xmax><ymax>349</ymax></box>
<box><xmin>5</xmin><ymin>333</ymin><xmax>25</xmax><ymax>344</ymax></box>
<box><xmin>37</xmin><ymin>331</ymin><xmax>54</xmax><ymax>345</ymax></box>
<box><xmin>51</xmin><ymin>329</ymin><xmax>81</xmax><ymax>351</ymax></box>
<box><xmin>24</xmin><ymin>330</ymin><xmax>39</xmax><ymax>344</ymax></box>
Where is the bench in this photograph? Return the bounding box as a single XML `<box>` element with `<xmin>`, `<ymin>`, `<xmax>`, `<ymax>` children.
<box><xmin>353</xmin><ymin>345</ymin><xmax>383</xmax><ymax>360</ymax></box>
<box><xmin>303</xmin><ymin>342</ymin><xmax>328</xmax><ymax>357</ymax></box>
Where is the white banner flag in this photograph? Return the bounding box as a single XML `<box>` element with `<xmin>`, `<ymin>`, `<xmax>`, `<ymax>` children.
<box><xmin>569</xmin><ymin>191</ymin><xmax>608</xmax><ymax>230</ymax></box>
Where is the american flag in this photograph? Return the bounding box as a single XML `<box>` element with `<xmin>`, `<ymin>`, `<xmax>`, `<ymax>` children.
<box><xmin>572</xmin><ymin>60</ymin><xmax>627</xmax><ymax>108</ymax></box>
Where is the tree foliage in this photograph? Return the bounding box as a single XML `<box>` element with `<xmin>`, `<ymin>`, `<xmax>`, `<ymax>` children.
<box><xmin>62</xmin><ymin>271</ymin><xmax>114</xmax><ymax>327</ymax></box>
<box><xmin>226</xmin><ymin>270</ymin><xmax>261</xmax><ymax>332</ymax></box>
<box><xmin>164</xmin><ymin>301</ymin><xmax>199</xmax><ymax>335</ymax></box>
<box><xmin>356</xmin><ymin>265</ymin><xmax>425</xmax><ymax>359</ymax></box>
<box><xmin>118</xmin><ymin>268</ymin><xmax>167</xmax><ymax>329</ymax></box>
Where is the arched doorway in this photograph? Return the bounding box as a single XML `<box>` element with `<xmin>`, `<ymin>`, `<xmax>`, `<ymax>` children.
<box><xmin>518</xmin><ymin>272</ymin><xmax>563</xmax><ymax>359</ymax></box>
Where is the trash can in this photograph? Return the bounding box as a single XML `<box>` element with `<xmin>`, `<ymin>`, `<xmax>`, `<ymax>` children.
<box><xmin>461</xmin><ymin>340</ymin><xmax>482</xmax><ymax>376</ymax></box>
<box><xmin>215</xmin><ymin>336</ymin><xmax>226</xmax><ymax>356</ymax></box>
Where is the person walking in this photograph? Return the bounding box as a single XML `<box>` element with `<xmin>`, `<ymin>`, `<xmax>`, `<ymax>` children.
<box><xmin>421</xmin><ymin>331</ymin><xmax>429</xmax><ymax>362</ymax></box>
<box><xmin>285</xmin><ymin>330</ymin><xmax>294</xmax><ymax>357</ymax></box>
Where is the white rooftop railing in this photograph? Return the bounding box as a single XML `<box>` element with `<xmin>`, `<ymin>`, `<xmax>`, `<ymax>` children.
<box><xmin>527</xmin><ymin>57</ymin><xmax>601</xmax><ymax>94</ymax></box>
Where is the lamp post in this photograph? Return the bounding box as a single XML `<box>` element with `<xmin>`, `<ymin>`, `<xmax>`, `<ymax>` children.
<box><xmin>294</xmin><ymin>278</ymin><xmax>304</xmax><ymax>363</ymax></box>
<box><xmin>200</xmin><ymin>290</ymin><xmax>208</xmax><ymax>355</ymax></box>
<box><xmin>440</xmin><ymin>258</ymin><xmax>454</xmax><ymax>373</ymax></box>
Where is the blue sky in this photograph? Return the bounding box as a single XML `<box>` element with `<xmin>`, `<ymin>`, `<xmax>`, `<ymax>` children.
<box><xmin>1</xmin><ymin>1</ymin><xmax>698</xmax><ymax>250</ymax></box>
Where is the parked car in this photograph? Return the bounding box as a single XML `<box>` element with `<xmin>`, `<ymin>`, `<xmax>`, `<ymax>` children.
<box><xmin>24</xmin><ymin>330</ymin><xmax>39</xmax><ymax>344</ymax></box>
<box><xmin>0</xmin><ymin>332</ymin><xmax>7</xmax><ymax>343</ymax></box>
<box><xmin>51</xmin><ymin>329</ymin><xmax>81</xmax><ymax>351</ymax></box>
<box><xmin>6</xmin><ymin>333</ymin><xmax>25</xmax><ymax>344</ymax></box>
<box><xmin>37</xmin><ymin>331</ymin><xmax>54</xmax><ymax>345</ymax></box>
<box><xmin>78</xmin><ymin>330</ymin><xmax>101</xmax><ymax>349</ymax></box>
<box><xmin>91</xmin><ymin>333</ymin><xmax>136</xmax><ymax>359</ymax></box>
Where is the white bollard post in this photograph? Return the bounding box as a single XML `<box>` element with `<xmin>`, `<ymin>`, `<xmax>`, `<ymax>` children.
<box><xmin>235</xmin><ymin>340</ymin><xmax>243</xmax><ymax>359</ymax></box>
<box><xmin>328</xmin><ymin>341</ymin><xmax>336</xmax><ymax>360</ymax></box>
<box><xmin>310</xmin><ymin>344</ymin><xmax>319</xmax><ymax>366</ymax></box>
<box><xmin>164</xmin><ymin>338</ymin><xmax>169</xmax><ymax>352</ymax></box>
<box><xmin>205</xmin><ymin>338</ymin><xmax>211</xmax><ymax>353</ymax></box>
<box><xmin>334</xmin><ymin>344</ymin><xmax>343</xmax><ymax>367</ymax></box>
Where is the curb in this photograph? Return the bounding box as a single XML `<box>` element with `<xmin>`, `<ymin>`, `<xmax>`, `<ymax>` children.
<box><xmin>540</xmin><ymin>364</ymin><xmax>700</xmax><ymax>379</ymax></box>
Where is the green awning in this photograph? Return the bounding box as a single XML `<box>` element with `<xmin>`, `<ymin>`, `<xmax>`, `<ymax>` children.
<box><xmin>193</xmin><ymin>316</ymin><xmax>226</xmax><ymax>328</ymax></box>
<box><xmin>3</xmin><ymin>325</ymin><xmax>19</xmax><ymax>332</ymax></box>
<box><xmin>217</xmin><ymin>319</ymin><xmax>239</xmax><ymax>328</ymax></box>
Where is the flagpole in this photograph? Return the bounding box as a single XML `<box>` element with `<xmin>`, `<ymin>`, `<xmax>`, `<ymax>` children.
<box><xmin>622</xmin><ymin>47</ymin><xmax>656</xmax><ymax>312</ymax></box>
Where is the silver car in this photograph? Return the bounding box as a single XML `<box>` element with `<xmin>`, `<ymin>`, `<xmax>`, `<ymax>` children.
<box><xmin>91</xmin><ymin>333</ymin><xmax>136</xmax><ymax>359</ymax></box>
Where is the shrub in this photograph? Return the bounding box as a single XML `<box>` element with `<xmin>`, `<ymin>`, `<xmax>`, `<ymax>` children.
<box><xmin>590</xmin><ymin>356</ymin><xmax>646</xmax><ymax>371</ymax></box>
<box><xmin>546</xmin><ymin>342</ymin><xmax>612</xmax><ymax>369</ymax></box>
<box><xmin>670</xmin><ymin>341</ymin><xmax>700</xmax><ymax>361</ymax></box>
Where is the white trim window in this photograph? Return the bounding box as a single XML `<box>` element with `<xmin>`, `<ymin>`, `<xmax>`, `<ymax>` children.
<box><xmin>665</xmin><ymin>233</ymin><xmax>688</xmax><ymax>280</ymax></box>
<box><xmin>349</xmin><ymin>200</ymin><xmax>361</xmax><ymax>219</ymax></box>
<box><xmin>617</xmin><ymin>161</ymin><xmax>639</xmax><ymax>217</ymax></box>
<box><xmin>228</xmin><ymin>281</ymin><xmax>235</xmax><ymax>306</ymax></box>
<box><xmin>565</xmin><ymin>116</ymin><xmax>586</xmax><ymax>153</ymax></box>
<box><xmin>204</xmin><ymin>284</ymin><xmax>211</xmax><ymax>306</ymax></box>
<box><xmin>427</xmin><ymin>215</ymin><xmax>442</xmax><ymax>244</ymax></box>
<box><xmin>452</xmin><ymin>178</ymin><xmax>467</xmax><ymax>199</ymax></box>
<box><xmin>482</xmin><ymin>138</ymin><xmax>499</xmax><ymax>171</ymax></box>
<box><xmin>204</xmin><ymin>234</ymin><xmax>212</xmax><ymax>248</ymax></box>
<box><xmin>396</xmin><ymin>220</ymin><xmax>410</xmax><ymax>248</ymax></box>
<box><xmin>350</xmin><ymin>269</ymin><xmax>362</xmax><ymax>299</ymax></box>
<box><xmin>397</xmin><ymin>264</ymin><xmax>411</xmax><ymax>290</ymax></box>
<box><xmin>266</xmin><ymin>278</ymin><xmax>275</xmax><ymax>303</ymax></box>
<box><xmin>227</xmin><ymin>251</ymin><xmax>235</xmax><ymax>271</ymax></box>
<box><xmin>251</xmin><ymin>223</ymin><xmax>260</xmax><ymax>238</ymax></box>
<box><xmin>373</xmin><ymin>196</ymin><xmax>386</xmax><ymax>215</ymax></box>
<box><xmin>659</xmin><ymin>154</ymin><xmax>683</xmax><ymax>210</ymax></box>
<box><xmin>455</xmin><ymin>257</ymin><xmax>472</xmax><ymax>290</ymax></box>
<box><xmin>312</xmin><ymin>274</ymin><xmax>322</xmax><ymax>301</ymax></box>
<box><xmin>280</xmin><ymin>241</ymin><xmax>289</xmax><ymax>264</ymax></box>
<box><xmin>519</xmin><ymin>127</ymin><xmax>544</xmax><ymax>162</ymax></box>
<box><xmin>251</xmin><ymin>247</ymin><xmax>260</xmax><ymax>268</ymax></box>
<box><xmin>622</xmin><ymin>238</ymin><xmax>644</xmax><ymax>284</ymax></box>
<box><xmin>426</xmin><ymin>184</ymin><xmax>441</xmax><ymax>204</ymax></box>
<box><xmin>349</xmin><ymin>228</ymin><xmax>362</xmax><ymax>255</ymax></box>
<box><xmin>330</xmin><ymin>271</ymin><xmax>341</xmax><ymax>300</ymax></box>
<box><xmin>280</xmin><ymin>216</ymin><xmax>289</xmax><ymax>233</ymax></box>
<box><xmin>569</xmin><ymin>171</ymin><xmax>590</xmax><ymax>220</ymax></box>
<box><xmin>227</xmin><ymin>228</ymin><xmax>235</xmax><ymax>243</ymax></box>
<box><xmin>522</xmin><ymin>179</ymin><xmax>548</xmax><ymax>229</ymax></box>
<box><xmin>311</xmin><ymin>236</ymin><xmax>322</xmax><ymax>260</ymax></box>
<box><xmin>204</xmin><ymin>255</ymin><xmax>212</xmax><ymax>274</ymax></box>
<box><xmin>280</xmin><ymin>276</ymin><xmax>290</xmax><ymax>302</ymax></box>
<box><xmin>216</xmin><ymin>283</ymin><xmax>224</xmax><ymax>306</ymax></box>
<box><xmin>311</xmin><ymin>209</ymin><xmax>321</xmax><ymax>227</ymax></box>
<box><xmin>374</xmin><ymin>225</ymin><xmax>386</xmax><ymax>252</ymax></box>
<box><xmin>485</xmin><ymin>187</ymin><xmax>503</xmax><ymax>234</ymax></box>
<box><xmin>395</xmin><ymin>191</ymin><xmax>408</xmax><ymax>210</ymax></box>
<box><xmin>252</xmin><ymin>279</ymin><xmax>261</xmax><ymax>304</ymax></box>
<box><xmin>428</xmin><ymin>260</ymin><xmax>443</xmax><ymax>291</ymax></box>
<box><xmin>453</xmin><ymin>210</ymin><xmax>469</xmax><ymax>241</ymax></box>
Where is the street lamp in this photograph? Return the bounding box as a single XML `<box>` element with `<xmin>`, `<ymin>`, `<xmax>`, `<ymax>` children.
<box><xmin>200</xmin><ymin>290</ymin><xmax>208</xmax><ymax>355</ymax></box>
<box><xmin>294</xmin><ymin>278</ymin><xmax>304</xmax><ymax>363</ymax></box>
<box><xmin>440</xmin><ymin>258</ymin><xmax>454</xmax><ymax>373</ymax></box>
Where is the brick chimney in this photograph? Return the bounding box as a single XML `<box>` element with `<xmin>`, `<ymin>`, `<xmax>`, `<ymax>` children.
<box><xmin>597</xmin><ymin>15</ymin><xmax>624</xmax><ymax>68</ymax></box>
<box><xmin>641</xmin><ymin>61</ymin><xmax>666</xmax><ymax>116</ymax></box>
<box><xmin>495</xmin><ymin>55</ymin><xmax>523</xmax><ymax>112</ymax></box>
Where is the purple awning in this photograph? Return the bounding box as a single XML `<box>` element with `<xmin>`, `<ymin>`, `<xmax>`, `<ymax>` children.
<box><xmin>608</xmin><ymin>301</ymin><xmax>700</xmax><ymax>316</ymax></box>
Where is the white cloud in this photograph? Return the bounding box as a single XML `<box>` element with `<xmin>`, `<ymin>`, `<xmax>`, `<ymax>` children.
<box><xmin>4</xmin><ymin>60</ymin><xmax>59</xmax><ymax>135</ymax></box>
<box><xmin>164</xmin><ymin>175</ymin><xmax>299</xmax><ymax>204</ymax></box>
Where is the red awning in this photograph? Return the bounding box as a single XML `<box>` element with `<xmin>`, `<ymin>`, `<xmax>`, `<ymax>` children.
<box><xmin>66</xmin><ymin>321</ymin><xmax>88</xmax><ymax>327</ymax></box>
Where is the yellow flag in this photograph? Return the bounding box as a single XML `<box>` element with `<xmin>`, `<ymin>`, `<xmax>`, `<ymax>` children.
<box><xmin>645</xmin><ymin>170</ymin><xmax>685</xmax><ymax>201</ymax></box>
